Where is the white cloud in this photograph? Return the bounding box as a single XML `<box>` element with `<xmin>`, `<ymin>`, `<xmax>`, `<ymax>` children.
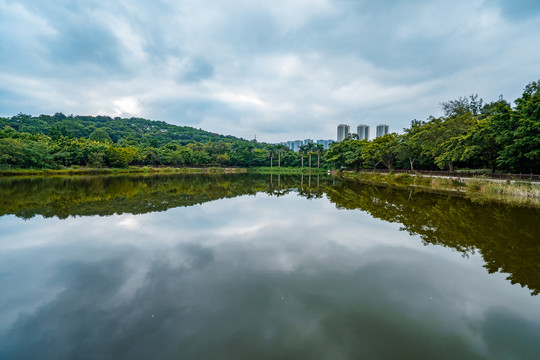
<box><xmin>1</xmin><ymin>0</ymin><xmax>540</xmax><ymax>141</ymax></box>
<box><xmin>113</xmin><ymin>97</ymin><xmax>143</xmax><ymax>117</ymax></box>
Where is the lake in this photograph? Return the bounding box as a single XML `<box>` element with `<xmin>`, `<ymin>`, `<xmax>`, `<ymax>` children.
<box><xmin>0</xmin><ymin>173</ymin><xmax>539</xmax><ymax>359</ymax></box>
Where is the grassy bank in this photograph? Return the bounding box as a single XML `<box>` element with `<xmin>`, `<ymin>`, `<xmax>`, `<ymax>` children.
<box><xmin>248</xmin><ymin>167</ymin><xmax>331</xmax><ymax>175</ymax></box>
<box><xmin>341</xmin><ymin>170</ymin><xmax>540</xmax><ymax>205</ymax></box>
<box><xmin>0</xmin><ymin>166</ymin><xmax>247</xmax><ymax>177</ymax></box>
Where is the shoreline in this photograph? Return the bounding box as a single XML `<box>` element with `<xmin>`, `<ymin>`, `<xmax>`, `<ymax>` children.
<box><xmin>339</xmin><ymin>170</ymin><xmax>540</xmax><ymax>206</ymax></box>
<box><xmin>2</xmin><ymin>166</ymin><xmax>539</xmax><ymax>206</ymax></box>
<box><xmin>248</xmin><ymin>167</ymin><xmax>330</xmax><ymax>174</ymax></box>
<box><xmin>0</xmin><ymin>166</ymin><xmax>247</xmax><ymax>177</ymax></box>
<box><xmin>0</xmin><ymin>166</ymin><xmax>331</xmax><ymax>177</ymax></box>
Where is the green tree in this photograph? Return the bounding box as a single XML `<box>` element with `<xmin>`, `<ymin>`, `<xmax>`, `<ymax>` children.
<box><xmin>363</xmin><ymin>134</ymin><xmax>399</xmax><ymax>170</ymax></box>
<box><xmin>492</xmin><ymin>81</ymin><xmax>540</xmax><ymax>173</ymax></box>
<box><xmin>438</xmin><ymin>118</ymin><xmax>500</xmax><ymax>172</ymax></box>
<box><xmin>325</xmin><ymin>138</ymin><xmax>366</xmax><ymax>169</ymax></box>
<box><xmin>397</xmin><ymin>120</ymin><xmax>427</xmax><ymax>170</ymax></box>
<box><xmin>413</xmin><ymin>113</ymin><xmax>476</xmax><ymax>171</ymax></box>
<box><xmin>89</xmin><ymin>128</ymin><xmax>113</xmax><ymax>143</ymax></box>
<box><xmin>441</xmin><ymin>94</ymin><xmax>484</xmax><ymax>117</ymax></box>
<box><xmin>106</xmin><ymin>146</ymin><xmax>138</xmax><ymax>168</ymax></box>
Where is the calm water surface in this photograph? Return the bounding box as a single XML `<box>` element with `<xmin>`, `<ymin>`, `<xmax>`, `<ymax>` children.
<box><xmin>0</xmin><ymin>173</ymin><xmax>539</xmax><ymax>359</ymax></box>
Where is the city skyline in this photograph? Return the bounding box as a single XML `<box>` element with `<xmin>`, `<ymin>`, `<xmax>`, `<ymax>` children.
<box><xmin>337</xmin><ymin>123</ymin><xmax>390</xmax><ymax>142</ymax></box>
<box><xmin>280</xmin><ymin>122</ymin><xmax>389</xmax><ymax>151</ymax></box>
<box><xmin>281</xmin><ymin>139</ymin><xmax>334</xmax><ymax>151</ymax></box>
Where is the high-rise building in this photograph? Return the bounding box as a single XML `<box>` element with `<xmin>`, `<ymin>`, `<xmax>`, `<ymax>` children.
<box><xmin>285</xmin><ymin>141</ymin><xmax>294</xmax><ymax>151</ymax></box>
<box><xmin>357</xmin><ymin>124</ymin><xmax>370</xmax><ymax>140</ymax></box>
<box><xmin>316</xmin><ymin>139</ymin><xmax>334</xmax><ymax>150</ymax></box>
<box><xmin>376</xmin><ymin>124</ymin><xmax>389</xmax><ymax>138</ymax></box>
<box><xmin>337</xmin><ymin>124</ymin><xmax>350</xmax><ymax>142</ymax></box>
<box><xmin>281</xmin><ymin>138</ymin><xmax>335</xmax><ymax>151</ymax></box>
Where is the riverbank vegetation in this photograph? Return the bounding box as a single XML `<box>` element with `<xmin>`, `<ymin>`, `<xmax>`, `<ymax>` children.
<box><xmin>248</xmin><ymin>166</ymin><xmax>330</xmax><ymax>174</ymax></box>
<box><xmin>340</xmin><ymin>171</ymin><xmax>540</xmax><ymax>206</ymax></box>
<box><xmin>0</xmin><ymin>166</ymin><xmax>246</xmax><ymax>177</ymax></box>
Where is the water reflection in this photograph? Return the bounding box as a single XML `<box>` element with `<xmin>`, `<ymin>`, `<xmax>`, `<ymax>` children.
<box><xmin>0</xmin><ymin>174</ymin><xmax>272</xmax><ymax>218</ymax></box>
<box><xmin>0</xmin><ymin>174</ymin><xmax>539</xmax><ymax>359</ymax></box>
<box><xmin>325</xmin><ymin>180</ymin><xmax>540</xmax><ymax>296</ymax></box>
<box><xmin>1</xmin><ymin>174</ymin><xmax>538</xmax><ymax>295</ymax></box>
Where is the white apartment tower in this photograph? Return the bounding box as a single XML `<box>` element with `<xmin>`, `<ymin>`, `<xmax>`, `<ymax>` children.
<box><xmin>357</xmin><ymin>124</ymin><xmax>370</xmax><ymax>140</ymax></box>
<box><xmin>337</xmin><ymin>124</ymin><xmax>350</xmax><ymax>142</ymax></box>
<box><xmin>376</xmin><ymin>124</ymin><xmax>389</xmax><ymax>138</ymax></box>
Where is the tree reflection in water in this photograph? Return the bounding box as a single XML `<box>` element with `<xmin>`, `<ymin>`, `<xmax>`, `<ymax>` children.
<box><xmin>1</xmin><ymin>173</ymin><xmax>538</xmax><ymax>295</ymax></box>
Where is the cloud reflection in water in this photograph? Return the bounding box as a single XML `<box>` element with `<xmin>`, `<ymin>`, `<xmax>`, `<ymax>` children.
<box><xmin>0</xmin><ymin>190</ymin><xmax>539</xmax><ymax>359</ymax></box>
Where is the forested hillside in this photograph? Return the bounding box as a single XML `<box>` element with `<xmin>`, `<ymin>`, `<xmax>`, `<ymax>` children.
<box><xmin>0</xmin><ymin>113</ymin><xmax>304</xmax><ymax>169</ymax></box>
<box><xmin>0</xmin><ymin>113</ymin><xmax>244</xmax><ymax>146</ymax></box>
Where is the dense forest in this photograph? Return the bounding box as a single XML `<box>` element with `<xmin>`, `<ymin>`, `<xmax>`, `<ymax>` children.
<box><xmin>0</xmin><ymin>114</ymin><xmax>303</xmax><ymax>168</ymax></box>
<box><xmin>1</xmin><ymin>80</ymin><xmax>539</xmax><ymax>173</ymax></box>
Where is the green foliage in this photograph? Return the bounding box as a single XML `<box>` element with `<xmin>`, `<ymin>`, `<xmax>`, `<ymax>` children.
<box><xmin>1</xmin><ymin>113</ymin><xmax>249</xmax><ymax>146</ymax></box>
<box><xmin>492</xmin><ymin>81</ymin><xmax>540</xmax><ymax>172</ymax></box>
<box><xmin>106</xmin><ymin>146</ymin><xmax>138</xmax><ymax>168</ymax></box>
<box><xmin>363</xmin><ymin>134</ymin><xmax>399</xmax><ymax>169</ymax></box>
<box><xmin>89</xmin><ymin>128</ymin><xmax>113</xmax><ymax>143</ymax></box>
<box><xmin>0</xmin><ymin>138</ymin><xmax>55</xmax><ymax>169</ymax></box>
<box><xmin>0</xmin><ymin>114</ymin><xmax>314</xmax><ymax>169</ymax></box>
<box><xmin>441</xmin><ymin>94</ymin><xmax>484</xmax><ymax>117</ymax></box>
<box><xmin>397</xmin><ymin>120</ymin><xmax>430</xmax><ymax>170</ymax></box>
<box><xmin>325</xmin><ymin>138</ymin><xmax>366</xmax><ymax>168</ymax></box>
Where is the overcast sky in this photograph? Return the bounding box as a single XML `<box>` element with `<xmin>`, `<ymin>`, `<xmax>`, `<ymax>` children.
<box><xmin>1</xmin><ymin>0</ymin><xmax>539</xmax><ymax>142</ymax></box>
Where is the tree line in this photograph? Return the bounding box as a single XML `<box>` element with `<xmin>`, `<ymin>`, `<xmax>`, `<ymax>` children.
<box><xmin>1</xmin><ymin>80</ymin><xmax>538</xmax><ymax>172</ymax></box>
<box><xmin>327</xmin><ymin>80</ymin><xmax>540</xmax><ymax>174</ymax></box>
<box><xmin>0</xmin><ymin>113</ymin><xmax>323</xmax><ymax>169</ymax></box>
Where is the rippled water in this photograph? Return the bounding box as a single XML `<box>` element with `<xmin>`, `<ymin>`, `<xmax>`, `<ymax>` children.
<box><xmin>0</xmin><ymin>173</ymin><xmax>539</xmax><ymax>359</ymax></box>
